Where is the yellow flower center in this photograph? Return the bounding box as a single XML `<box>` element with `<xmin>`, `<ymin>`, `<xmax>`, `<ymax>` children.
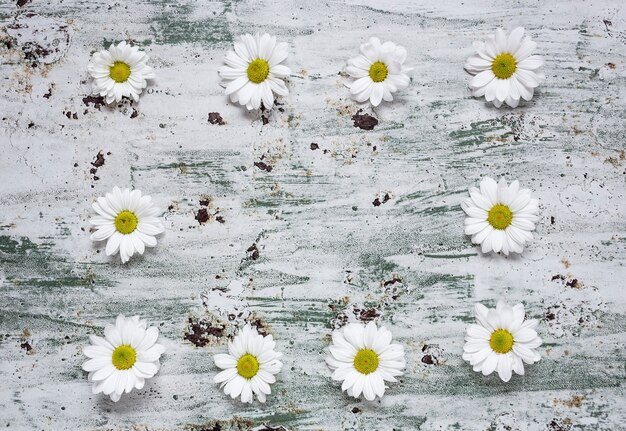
<box><xmin>353</xmin><ymin>348</ymin><xmax>379</xmax><ymax>375</ymax></box>
<box><xmin>247</xmin><ymin>59</ymin><xmax>270</xmax><ymax>84</ymax></box>
<box><xmin>111</xmin><ymin>345</ymin><xmax>137</xmax><ymax>370</ymax></box>
<box><xmin>109</xmin><ymin>61</ymin><xmax>131</xmax><ymax>83</ymax></box>
<box><xmin>114</xmin><ymin>210</ymin><xmax>138</xmax><ymax>234</ymax></box>
<box><xmin>491</xmin><ymin>53</ymin><xmax>517</xmax><ymax>79</ymax></box>
<box><xmin>489</xmin><ymin>329</ymin><xmax>514</xmax><ymax>354</ymax></box>
<box><xmin>368</xmin><ymin>61</ymin><xmax>388</xmax><ymax>83</ymax></box>
<box><xmin>237</xmin><ymin>353</ymin><xmax>260</xmax><ymax>379</ymax></box>
<box><xmin>487</xmin><ymin>204</ymin><xmax>513</xmax><ymax>230</ymax></box>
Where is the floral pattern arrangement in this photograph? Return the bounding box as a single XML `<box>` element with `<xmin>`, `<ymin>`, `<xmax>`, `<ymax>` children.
<box><xmin>77</xmin><ymin>28</ymin><xmax>550</xmax><ymax>404</ymax></box>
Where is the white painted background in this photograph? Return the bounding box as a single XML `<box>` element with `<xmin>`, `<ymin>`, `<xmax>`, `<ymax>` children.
<box><xmin>1</xmin><ymin>0</ymin><xmax>625</xmax><ymax>430</ymax></box>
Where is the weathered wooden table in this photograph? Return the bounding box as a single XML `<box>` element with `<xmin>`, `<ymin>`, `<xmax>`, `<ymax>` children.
<box><xmin>1</xmin><ymin>1</ymin><xmax>625</xmax><ymax>430</ymax></box>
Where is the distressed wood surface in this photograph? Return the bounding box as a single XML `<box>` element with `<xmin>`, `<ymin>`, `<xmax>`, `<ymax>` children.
<box><xmin>1</xmin><ymin>0</ymin><xmax>625</xmax><ymax>430</ymax></box>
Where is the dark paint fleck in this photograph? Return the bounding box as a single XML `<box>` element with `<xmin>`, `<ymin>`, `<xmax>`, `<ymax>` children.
<box><xmin>82</xmin><ymin>95</ymin><xmax>106</xmax><ymax>110</ymax></box>
<box><xmin>254</xmin><ymin>161</ymin><xmax>273</xmax><ymax>172</ymax></box>
<box><xmin>352</xmin><ymin>109</ymin><xmax>378</xmax><ymax>130</ymax></box>
<box><xmin>208</xmin><ymin>112</ymin><xmax>225</xmax><ymax>125</ymax></box>
<box><xmin>247</xmin><ymin>243</ymin><xmax>260</xmax><ymax>260</ymax></box>
<box><xmin>184</xmin><ymin>317</ymin><xmax>225</xmax><ymax>347</ymax></box>
<box><xmin>373</xmin><ymin>193</ymin><xmax>391</xmax><ymax>206</ymax></box>
<box><xmin>548</xmin><ymin>419</ymin><xmax>572</xmax><ymax>431</ymax></box>
<box><xmin>195</xmin><ymin>208</ymin><xmax>209</xmax><ymax>224</ymax></box>
<box><xmin>249</xmin><ymin>317</ymin><xmax>270</xmax><ymax>337</ymax></box>
<box><xmin>91</xmin><ymin>151</ymin><xmax>105</xmax><ymax>168</ymax></box>
<box><xmin>358</xmin><ymin>308</ymin><xmax>380</xmax><ymax>322</ymax></box>
<box><xmin>383</xmin><ymin>276</ymin><xmax>402</xmax><ymax>287</ymax></box>
<box><xmin>565</xmin><ymin>278</ymin><xmax>582</xmax><ymax>289</ymax></box>
<box><xmin>420</xmin><ymin>344</ymin><xmax>441</xmax><ymax>365</ymax></box>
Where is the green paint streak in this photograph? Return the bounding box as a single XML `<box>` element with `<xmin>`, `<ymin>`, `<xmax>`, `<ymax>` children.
<box><xmin>449</xmin><ymin>119</ymin><xmax>506</xmax><ymax>147</ymax></box>
<box><xmin>254</xmin><ymin>409</ymin><xmax>310</xmax><ymax>425</ymax></box>
<box><xmin>413</xmin><ymin>204</ymin><xmax>458</xmax><ymax>215</ymax></box>
<box><xmin>277</xmin><ymin>309</ymin><xmax>336</xmax><ymax>325</ymax></box>
<box><xmin>102</xmin><ymin>38</ymin><xmax>153</xmax><ymax>48</ymax></box>
<box><xmin>242</xmin><ymin>271</ymin><xmax>310</xmax><ymax>287</ymax></box>
<box><xmin>243</xmin><ymin>197</ymin><xmax>314</xmax><ymax>208</ymax></box>
<box><xmin>0</xmin><ymin>235</ymin><xmax>114</xmax><ymax>291</ymax></box>
<box><xmin>0</xmin><ymin>309</ymin><xmax>95</xmax><ymax>333</ymax></box>
<box><xmin>422</xmin><ymin>253</ymin><xmax>477</xmax><ymax>259</ymax></box>
<box><xmin>395</xmin><ymin>188</ymin><xmax>467</xmax><ymax>205</ymax></box>
<box><xmin>416</xmin><ymin>273</ymin><xmax>475</xmax><ymax>303</ymax></box>
<box><xmin>358</xmin><ymin>252</ymin><xmax>399</xmax><ymax>278</ymax></box>
<box><xmin>133</xmin><ymin>159</ymin><xmax>238</xmax><ymax>190</ymax></box>
<box><xmin>5</xmin><ymin>275</ymin><xmax>109</xmax><ymax>289</ymax></box>
<box><xmin>149</xmin><ymin>0</ymin><xmax>233</xmax><ymax>46</ymax></box>
<box><xmin>0</xmin><ymin>235</ymin><xmax>49</xmax><ymax>255</ymax></box>
<box><xmin>424</xmin><ymin>357</ymin><xmax>625</xmax><ymax>397</ymax></box>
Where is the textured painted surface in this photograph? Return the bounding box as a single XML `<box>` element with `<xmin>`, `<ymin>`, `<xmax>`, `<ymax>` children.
<box><xmin>1</xmin><ymin>0</ymin><xmax>625</xmax><ymax>430</ymax></box>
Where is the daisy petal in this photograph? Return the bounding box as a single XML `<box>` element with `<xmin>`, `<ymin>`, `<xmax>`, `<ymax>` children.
<box><xmin>507</xmin><ymin>27</ymin><xmax>525</xmax><ymax>52</ymax></box>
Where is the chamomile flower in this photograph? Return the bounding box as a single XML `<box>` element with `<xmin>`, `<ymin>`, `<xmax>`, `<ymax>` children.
<box><xmin>82</xmin><ymin>315</ymin><xmax>165</xmax><ymax>402</ymax></box>
<box><xmin>465</xmin><ymin>27</ymin><xmax>544</xmax><ymax>108</ymax></box>
<box><xmin>218</xmin><ymin>33</ymin><xmax>291</xmax><ymax>110</ymax></box>
<box><xmin>461</xmin><ymin>177</ymin><xmax>539</xmax><ymax>255</ymax></box>
<box><xmin>463</xmin><ymin>301</ymin><xmax>542</xmax><ymax>382</ymax></box>
<box><xmin>87</xmin><ymin>41</ymin><xmax>155</xmax><ymax>104</ymax></box>
<box><xmin>326</xmin><ymin>322</ymin><xmax>405</xmax><ymax>401</ymax></box>
<box><xmin>90</xmin><ymin>186</ymin><xmax>164</xmax><ymax>264</ymax></box>
<box><xmin>213</xmin><ymin>324</ymin><xmax>283</xmax><ymax>403</ymax></box>
<box><xmin>345</xmin><ymin>37</ymin><xmax>411</xmax><ymax>106</ymax></box>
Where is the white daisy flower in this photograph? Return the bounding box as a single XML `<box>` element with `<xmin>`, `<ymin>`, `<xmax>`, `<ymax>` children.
<box><xmin>90</xmin><ymin>186</ymin><xmax>164</xmax><ymax>264</ymax></box>
<box><xmin>345</xmin><ymin>37</ymin><xmax>412</xmax><ymax>107</ymax></box>
<box><xmin>87</xmin><ymin>41</ymin><xmax>155</xmax><ymax>105</ymax></box>
<box><xmin>465</xmin><ymin>27</ymin><xmax>545</xmax><ymax>108</ymax></box>
<box><xmin>213</xmin><ymin>324</ymin><xmax>283</xmax><ymax>403</ymax></box>
<box><xmin>463</xmin><ymin>301</ymin><xmax>542</xmax><ymax>382</ymax></box>
<box><xmin>218</xmin><ymin>33</ymin><xmax>291</xmax><ymax>111</ymax></box>
<box><xmin>82</xmin><ymin>315</ymin><xmax>165</xmax><ymax>402</ymax></box>
<box><xmin>326</xmin><ymin>321</ymin><xmax>405</xmax><ymax>401</ymax></box>
<box><xmin>461</xmin><ymin>177</ymin><xmax>539</xmax><ymax>255</ymax></box>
